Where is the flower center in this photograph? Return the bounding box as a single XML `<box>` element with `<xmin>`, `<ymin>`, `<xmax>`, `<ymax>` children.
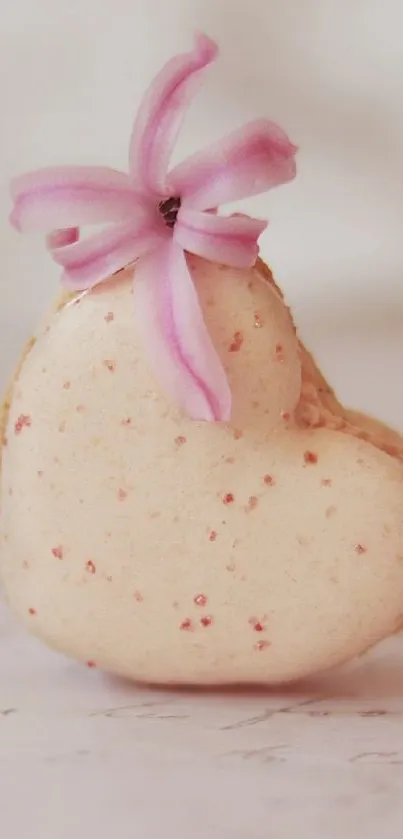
<box><xmin>159</xmin><ymin>196</ymin><xmax>181</xmax><ymax>228</ymax></box>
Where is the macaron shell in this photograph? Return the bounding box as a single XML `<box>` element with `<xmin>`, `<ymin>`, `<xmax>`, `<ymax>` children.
<box><xmin>2</xmin><ymin>260</ymin><xmax>403</xmax><ymax>684</ymax></box>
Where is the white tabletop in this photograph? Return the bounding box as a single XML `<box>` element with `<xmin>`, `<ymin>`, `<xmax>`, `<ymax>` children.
<box><xmin>1</xmin><ymin>602</ymin><xmax>403</xmax><ymax>839</ymax></box>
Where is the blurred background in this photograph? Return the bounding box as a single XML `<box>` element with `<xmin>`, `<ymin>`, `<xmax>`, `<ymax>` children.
<box><xmin>1</xmin><ymin>0</ymin><xmax>402</xmax><ymax>427</ymax></box>
<box><xmin>1</xmin><ymin>7</ymin><xmax>403</xmax><ymax>835</ymax></box>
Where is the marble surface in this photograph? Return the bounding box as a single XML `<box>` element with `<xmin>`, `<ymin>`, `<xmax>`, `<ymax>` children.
<box><xmin>1</xmin><ymin>603</ymin><xmax>403</xmax><ymax>839</ymax></box>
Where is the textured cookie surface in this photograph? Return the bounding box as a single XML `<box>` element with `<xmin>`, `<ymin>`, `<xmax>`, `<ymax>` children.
<box><xmin>1</xmin><ymin>258</ymin><xmax>403</xmax><ymax>684</ymax></box>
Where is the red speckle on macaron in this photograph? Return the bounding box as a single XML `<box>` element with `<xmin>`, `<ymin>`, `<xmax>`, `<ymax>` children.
<box><xmin>200</xmin><ymin>615</ymin><xmax>213</xmax><ymax>628</ymax></box>
<box><xmin>354</xmin><ymin>543</ymin><xmax>367</xmax><ymax>555</ymax></box>
<box><xmin>194</xmin><ymin>593</ymin><xmax>208</xmax><ymax>607</ymax></box>
<box><xmin>249</xmin><ymin>617</ymin><xmax>265</xmax><ymax>632</ymax></box>
<box><xmin>229</xmin><ymin>331</ymin><xmax>244</xmax><ymax>352</ymax></box>
<box><xmin>86</xmin><ymin>560</ymin><xmax>96</xmax><ymax>574</ymax></box>
<box><xmin>180</xmin><ymin>618</ymin><xmax>193</xmax><ymax>631</ymax></box>
<box><xmin>304</xmin><ymin>450</ymin><xmax>318</xmax><ymax>465</ymax></box>
<box><xmin>275</xmin><ymin>343</ymin><xmax>284</xmax><ymax>362</ymax></box>
<box><xmin>14</xmin><ymin>414</ymin><xmax>31</xmax><ymax>435</ymax></box>
<box><xmin>51</xmin><ymin>545</ymin><xmax>64</xmax><ymax>560</ymax></box>
<box><xmin>254</xmin><ymin>640</ymin><xmax>270</xmax><ymax>652</ymax></box>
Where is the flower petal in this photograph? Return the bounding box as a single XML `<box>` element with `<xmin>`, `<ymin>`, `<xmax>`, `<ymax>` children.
<box><xmin>51</xmin><ymin>219</ymin><xmax>167</xmax><ymax>291</ymax></box>
<box><xmin>168</xmin><ymin>119</ymin><xmax>297</xmax><ymax>210</ymax></box>
<box><xmin>175</xmin><ymin>208</ymin><xmax>267</xmax><ymax>268</ymax></box>
<box><xmin>133</xmin><ymin>241</ymin><xmax>231</xmax><ymax>421</ymax></box>
<box><xmin>129</xmin><ymin>33</ymin><xmax>218</xmax><ymax>196</ymax></box>
<box><xmin>10</xmin><ymin>166</ymin><xmax>145</xmax><ymax>232</ymax></box>
<box><xmin>46</xmin><ymin>228</ymin><xmax>79</xmax><ymax>249</ymax></box>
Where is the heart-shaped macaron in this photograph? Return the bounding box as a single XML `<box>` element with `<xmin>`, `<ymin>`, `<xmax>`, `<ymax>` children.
<box><xmin>1</xmin><ymin>257</ymin><xmax>402</xmax><ymax>684</ymax></box>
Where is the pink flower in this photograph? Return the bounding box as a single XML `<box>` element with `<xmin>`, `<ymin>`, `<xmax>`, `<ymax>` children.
<box><xmin>10</xmin><ymin>33</ymin><xmax>297</xmax><ymax>422</ymax></box>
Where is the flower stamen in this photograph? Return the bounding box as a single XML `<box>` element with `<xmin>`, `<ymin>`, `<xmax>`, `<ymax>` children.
<box><xmin>159</xmin><ymin>196</ymin><xmax>181</xmax><ymax>228</ymax></box>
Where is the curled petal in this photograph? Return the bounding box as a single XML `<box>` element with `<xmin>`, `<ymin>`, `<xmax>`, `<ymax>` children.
<box><xmin>46</xmin><ymin>228</ymin><xmax>79</xmax><ymax>249</ymax></box>
<box><xmin>129</xmin><ymin>33</ymin><xmax>218</xmax><ymax>196</ymax></box>
<box><xmin>168</xmin><ymin>119</ymin><xmax>297</xmax><ymax>210</ymax></box>
<box><xmin>10</xmin><ymin>166</ymin><xmax>145</xmax><ymax>232</ymax></box>
<box><xmin>133</xmin><ymin>241</ymin><xmax>231</xmax><ymax>421</ymax></box>
<box><xmin>175</xmin><ymin>208</ymin><xmax>267</xmax><ymax>268</ymax></box>
<box><xmin>52</xmin><ymin>219</ymin><xmax>167</xmax><ymax>291</ymax></box>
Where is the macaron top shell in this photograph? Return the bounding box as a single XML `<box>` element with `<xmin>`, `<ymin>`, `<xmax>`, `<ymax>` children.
<box><xmin>1</xmin><ymin>258</ymin><xmax>403</xmax><ymax>684</ymax></box>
